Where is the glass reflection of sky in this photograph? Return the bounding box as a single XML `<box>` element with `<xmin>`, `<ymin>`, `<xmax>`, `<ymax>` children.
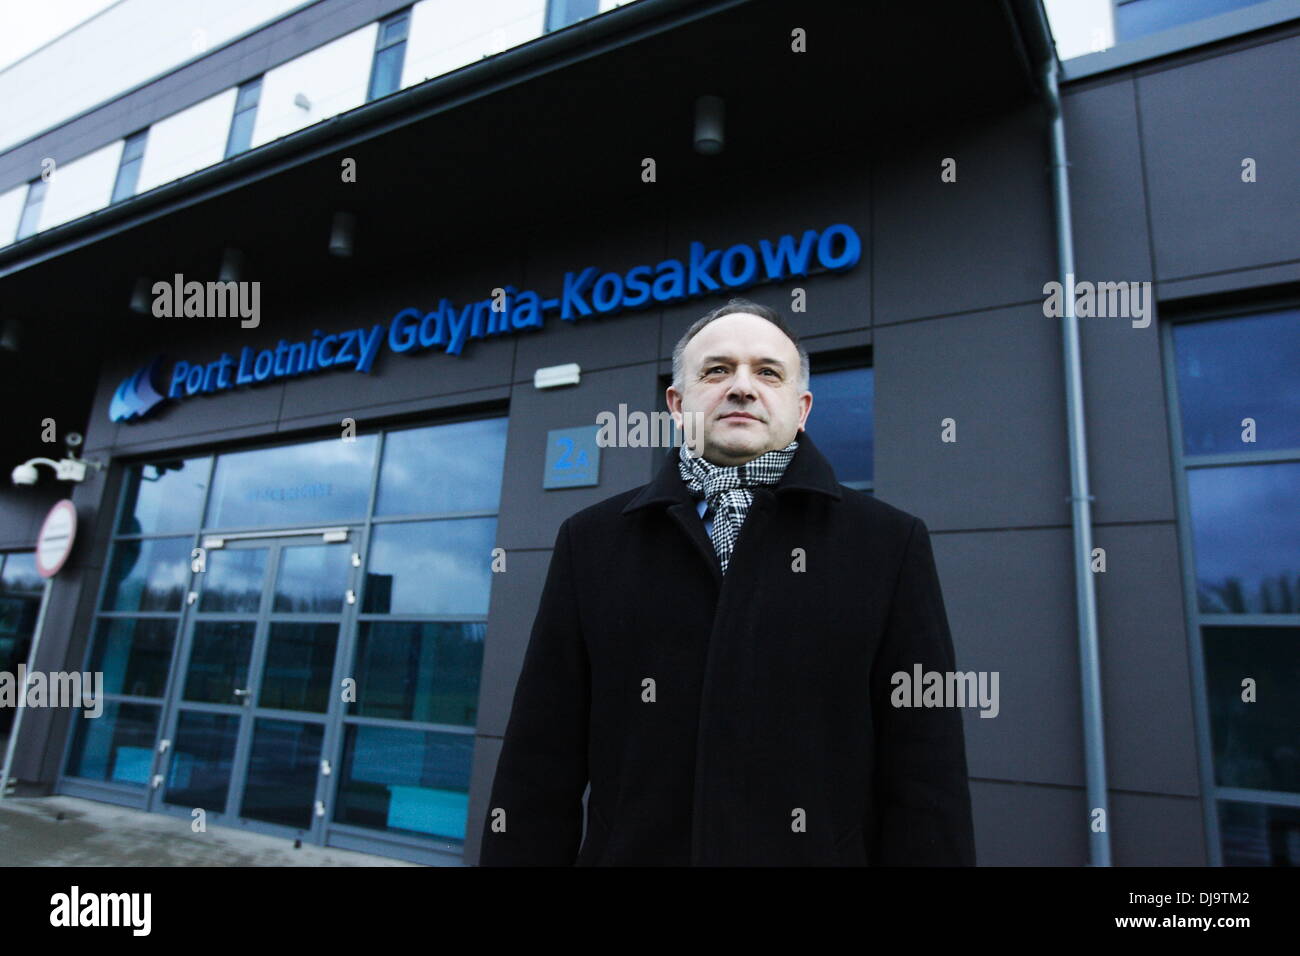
<box><xmin>274</xmin><ymin>544</ymin><xmax>349</xmax><ymax>612</ymax></box>
<box><xmin>1188</xmin><ymin>463</ymin><xmax>1300</xmax><ymax>613</ymax></box>
<box><xmin>805</xmin><ymin>367</ymin><xmax>873</xmax><ymax>486</ymax></box>
<box><xmin>1174</xmin><ymin>310</ymin><xmax>1300</xmax><ymax>455</ymax></box>
<box><xmin>205</xmin><ymin>435</ymin><xmax>377</xmax><ymax>530</ymax></box>
<box><xmin>1</xmin><ymin>551</ymin><xmax>43</xmax><ymax>593</ymax></box>
<box><xmin>364</xmin><ymin>519</ymin><xmax>496</xmax><ymax>616</ymax></box>
<box><xmin>376</xmin><ymin>417</ymin><xmax>508</xmax><ymax>516</ymax></box>
<box><xmin>102</xmin><ymin>537</ymin><xmax>191</xmax><ymax>611</ymax></box>
<box><xmin>118</xmin><ymin>456</ymin><xmax>211</xmax><ymax>535</ymax></box>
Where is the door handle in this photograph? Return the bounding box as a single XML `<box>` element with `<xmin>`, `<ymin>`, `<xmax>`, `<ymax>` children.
<box><xmin>233</xmin><ymin>687</ymin><xmax>251</xmax><ymax>700</ymax></box>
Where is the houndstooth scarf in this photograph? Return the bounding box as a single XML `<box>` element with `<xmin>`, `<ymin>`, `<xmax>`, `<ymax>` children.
<box><xmin>677</xmin><ymin>437</ymin><xmax>799</xmax><ymax>574</ymax></box>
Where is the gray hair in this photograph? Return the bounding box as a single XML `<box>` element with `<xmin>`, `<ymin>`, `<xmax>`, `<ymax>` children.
<box><xmin>670</xmin><ymin>297</ymin><xmax>810</xmax><ymax>394</ymax></box>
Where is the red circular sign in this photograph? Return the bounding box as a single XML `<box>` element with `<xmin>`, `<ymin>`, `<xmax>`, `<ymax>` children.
<box><xmin>36</xmin><ymin>499</ymin><xmax>78</xmax><ymax>578</ymax></box>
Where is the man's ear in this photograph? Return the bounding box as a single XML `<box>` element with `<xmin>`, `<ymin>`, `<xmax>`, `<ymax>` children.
<box><xmin>797</xmin><ymin>389</ymin><xmax>813</xmax><ymax>431</ymax></box>
<box><xmin>665</xmin><ymin>385</ymin><xmax>682</xmax><ymax>423</ymax></box>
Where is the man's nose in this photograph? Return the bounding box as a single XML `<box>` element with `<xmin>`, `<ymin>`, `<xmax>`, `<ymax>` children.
<box><xmin>727</xmin><ymin>365</ymin><xmax>758</xmax><ymax>397</ymax></box>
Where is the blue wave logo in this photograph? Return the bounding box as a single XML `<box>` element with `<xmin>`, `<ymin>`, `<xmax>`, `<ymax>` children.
<box><xmin>109</xmin><ymin>357</ymin><xmax>167</xmax><ymax>422</ymax></box>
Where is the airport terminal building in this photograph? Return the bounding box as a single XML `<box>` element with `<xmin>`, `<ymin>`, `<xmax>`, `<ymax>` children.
<box><xmin>0</xmin><ymin>0</ymin><xmax>1296</xmax><ymax>866</ymax></box>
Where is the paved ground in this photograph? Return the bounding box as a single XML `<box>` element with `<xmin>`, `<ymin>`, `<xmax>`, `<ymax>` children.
<box><xmin>0</xmin><ymin>795</ymin><xmax>425</xmax><ymax>866</ymax></box>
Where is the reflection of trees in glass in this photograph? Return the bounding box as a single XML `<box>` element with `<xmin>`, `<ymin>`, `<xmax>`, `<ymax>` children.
<box><xmin>1199</xmin><ymin>574</ymin><xmax>1300</xmax><ymax>614</ymax></box>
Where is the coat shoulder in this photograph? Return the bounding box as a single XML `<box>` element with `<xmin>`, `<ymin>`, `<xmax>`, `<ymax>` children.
<box><xmin>835</xmin><ymin>485</ymin><xmax>925</xmax><ymax>539</ymax></box>
<box><xmin>558</xmin><ymin>484</ymin><xmax>653</xmax><ymax>536</ymax></box>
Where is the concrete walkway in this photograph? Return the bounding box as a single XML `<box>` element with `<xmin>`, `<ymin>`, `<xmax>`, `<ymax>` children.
<box><xmin>0</xmin><ymin>795</ymin><xmax>425</xmax><ymax>866</ymax></box>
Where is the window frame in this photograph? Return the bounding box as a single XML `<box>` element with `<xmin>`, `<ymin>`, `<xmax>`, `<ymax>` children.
<box><xmin>15</xmin><ymin>177</ymin><xmax>47</xmax><ymax>240</ymax></box>
<box><xmin>111</xmin><ymin>128</ymin><xmax>149</xmax><ymax>204</ymax></box>
<box><xmin>1161</xmin><ymin>295</ymin><xmax>1300</xmax><ymax>867</ymax></box>
<box><xmin>366</xmin><ymin>8</ymin><xmax>412</xmax><ymax>103</ymax></box>
<box><xmin>224</xmin><ymin>76</ymin><xmax>263</xmax><ymax>159</ymax></box>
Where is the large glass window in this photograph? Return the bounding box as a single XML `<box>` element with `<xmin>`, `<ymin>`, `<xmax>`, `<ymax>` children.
<box><xmin>117</xmin><ymin>456</ymin><xmax>210</xmax><ymax>534</ymax></box>
<box><xmin>375</xmin><ymin>417</ymin><xmax>507</xmax><ymax>515</ymax></box>
<box><xmin>367</xmin><ymin>9</ymin><xmax>410</xmax><ymax>102</ymax></box>
<box><xmin>204</xmin><ymin>434</ymin><xmax>377</xmax><ymax>530</ymax></box>
<box><xmin>1173</xmin><ymin>309</ymin><xmax>1300</xmax><ymax>455</ymax></box>
<box><xmin>71</xmin><ymin>413</ymin><xmax>508</xmax><ymax>859</ymax></box>
<box><xmin>1168</xmin><ymin>306</ymin><xmax>1300</xmax><ymax>867</ymax></box>
<box><xmin>1115</xmin><ymin>0</ymin><xmax>1273</xmax><ymax>43</ymax></box>
<box><xmin>111</xmin><ymin>129</ymin><xmax>148</xmax><ymax>203</ymax></box>
<box><xmin>546</xmin><ymin>0</ymin><xmax>600</xmax><ymax>32</ymax></box>
<box><xmin>804</xmin><ymin>362</ymin><xmax>874</xmax><ymax>492</ymax></box>
<box><xmin>15</xmin><ymin>178</ymin><xmax>46</xmax><ymax>240</ymax></box>
<box><xmin>224</xmin><ymin>77</ymin><xmax>262</xmax><ymax>158</ymax></box>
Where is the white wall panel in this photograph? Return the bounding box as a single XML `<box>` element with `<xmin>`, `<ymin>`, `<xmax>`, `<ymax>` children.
<box><xmin>402</xmin><ymin>0</ymin><xmax>545</xmax><ymax>89</ymax></box>
<box><xmin>251</xmin><ymin>24</ymin><xmax>377</xmax><ymax>148</ymax></box>
<box><xmin>37</xmin><ymin>141</ymin><xmax>123</xmax><ymax>231</ymax></box>
<box><xmin>136</xmin><ymin>88</ymin><xmax>239</xmax><ymax>193</ymax></box>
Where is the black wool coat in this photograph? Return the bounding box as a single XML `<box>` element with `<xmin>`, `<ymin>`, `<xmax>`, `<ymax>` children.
<box><xmin>479</xmin><ymin>430</ymin><xmax>976</xmax><ymax>866</ymax></box>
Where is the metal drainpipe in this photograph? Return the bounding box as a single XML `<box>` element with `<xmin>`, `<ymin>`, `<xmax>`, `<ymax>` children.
<box><xmin>1042</xmin><ymin>56</ymin><xmax>1112</xmax><ymax>866</ymax></box>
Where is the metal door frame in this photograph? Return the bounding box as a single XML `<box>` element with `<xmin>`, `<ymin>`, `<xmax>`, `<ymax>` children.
<box><xmin>146</xmin><ymin>525</ymin><xmax>365</xmax><ymax>845</ymax></box>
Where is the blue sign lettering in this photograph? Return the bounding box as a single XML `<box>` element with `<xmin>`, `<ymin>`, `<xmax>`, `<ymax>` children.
<box><xmin>110</xmin><ymin>223</ymin><xmax>862</xmax><ymax>422</ymax></box>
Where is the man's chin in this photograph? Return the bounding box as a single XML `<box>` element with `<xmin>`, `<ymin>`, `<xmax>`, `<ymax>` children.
<box><xmin>706</xmin><ymin>435</ymin><xmax>767</xmax><ymax>463</ymax></box>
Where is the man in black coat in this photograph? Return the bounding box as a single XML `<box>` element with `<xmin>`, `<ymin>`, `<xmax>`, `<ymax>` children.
<box><xmin>480</xmin><ymin>297</ymin><xmax>977</xmax><ymax>866</ymax></box>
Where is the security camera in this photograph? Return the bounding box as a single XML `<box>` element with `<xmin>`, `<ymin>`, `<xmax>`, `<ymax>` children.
<box><xmin>11</xmin><ymin>463</ymin><xmax>39</xmax><ymax>486</ymax></box>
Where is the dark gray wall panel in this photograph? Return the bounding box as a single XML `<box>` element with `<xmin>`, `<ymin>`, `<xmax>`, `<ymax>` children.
<box><xmin>932</xmin><ymin>527</ymin><xmax>1083</xmax><ymax>787</ymax></box>
<box><xmin>1061</xmin><ymin>77</ymin><xmax>1154</xmax><ymax>286</ymax></box>
<box><xmin>513</xmin><ymin>196</ymin><xmax>666</xmax><ymax>382</ymax></box>
<box><xmin>873</xmin><ymin>105</ymin><xmax>1055</xmax><ymax>327</ymax></box>
<box><xmin>970</xmin><ymin>779</ymin><xmax>1088</xmax><ymax>866</ymax></box>
<box><xmin>1109</xmin><ymin>790</ymin><xmax>1207</xmax><ymax>865</ymax></box>
<box><xmin>872</xmin><ymin>303</ymin><xmax>1071</xmax><ymax>531</ymax></box>
<box><xmin>659</xmin><ymin>148</ymin><xmax>871</xmax><ymax>349</ymax></box>
<box><xmin>1092</xmin><ymin>522</ymin><xmax>1199</xmax><ymax>796</ymax></box>
<box><xmin>275</xmin><ymin>261</ymin><xmax>522</xmax><ymax>422</ymax></box>
<box><xmin>1137</xmin><ymin>33</ymin><xmax>1300</xmax><ymax>280</ymax></box>
<box><xmin>1078</xmin><ymin>311</ymin><xmax>1177</xmax><ymax>525</ymax></box>
<box><xmin>494</xmin><ymin>364</ymin><xmax>662</xmax><ymax>552</ymax></box>
<box><xmin>0</xmin><ymin>486</ymin><xmax>60</xmax><ymax>550</ymax></box>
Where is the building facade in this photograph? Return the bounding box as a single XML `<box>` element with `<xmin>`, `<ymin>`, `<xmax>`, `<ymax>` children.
<box><xmin>0</xmin><ymin>0</ymin><xmax>1296</xmax><ymax>866</ymax></box>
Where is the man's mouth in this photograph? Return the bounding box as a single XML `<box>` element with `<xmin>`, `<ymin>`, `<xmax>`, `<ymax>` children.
<box><xmin>720</xmin><ymin>412</ymin><xmax>759</xmax><ymax>422</ymax></box>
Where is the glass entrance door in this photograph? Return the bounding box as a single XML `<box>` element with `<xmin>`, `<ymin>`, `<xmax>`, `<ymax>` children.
<box><xmin>151</xmin><ymin>530</ymin><xmax>359</xmax><ymax>839</ymax></box>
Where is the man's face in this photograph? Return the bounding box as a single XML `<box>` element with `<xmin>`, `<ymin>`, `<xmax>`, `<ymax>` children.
<box><xmin>666</xmin><ymin>312</ymin><xmax>812</xmax><ymax>466</ymax></box>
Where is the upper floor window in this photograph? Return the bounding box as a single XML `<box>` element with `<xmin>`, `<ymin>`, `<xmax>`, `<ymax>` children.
<box><xmin>367</xmin><ymin>9</ymin><xmax>410</xmax><ymax>102</ymax></box>
<box><xmin>225</xmin><ymin>77</ymin><xmax>263</xmax><ymax>158</ymax></box>
<box><xmin>111</xmin><ymin>129</ymin><xmax>149</xmax><ymax>203</ymax></box>
<box><xmin>1115</xmin><ymin>0</ymin><xmax>1274</xmax><ymax>42</ymax></box>
<box><xmin>546</xmin><ymin>0</ymin><xmax>600</xmax><ymax>32</ymax></box>
<box><xmin>15</xmin><ymin>178</ymin><xmax>46</xmax><ymax>240</ymax></box>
